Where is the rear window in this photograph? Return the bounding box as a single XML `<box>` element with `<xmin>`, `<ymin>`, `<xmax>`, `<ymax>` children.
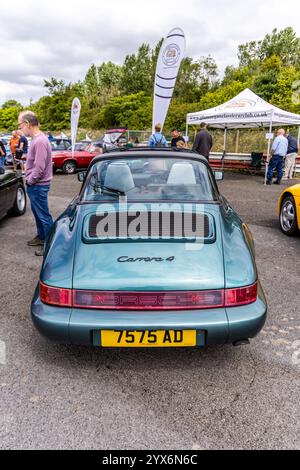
<box><xmin>82</xmin><ymin>157</ymin><xmax>215</xmax><ymax>202</ymax></box>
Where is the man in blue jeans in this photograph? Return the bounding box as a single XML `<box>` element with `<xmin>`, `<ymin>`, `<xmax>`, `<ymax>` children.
<box><xmin>18</xmin><ymin>111</ymin><xmax>53</xmax><ymax>256</ymax></box>
<box><xmin>266</xmin><ymin>128</ymin><xmax>288</xmax><ymax>185</ymax></box>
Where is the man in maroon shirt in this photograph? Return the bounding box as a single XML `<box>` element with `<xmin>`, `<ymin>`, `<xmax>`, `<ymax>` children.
<box><xmin>18</xmin><ymin>111</ymin><xmax>53</xmax><ymax>256</ymax></box>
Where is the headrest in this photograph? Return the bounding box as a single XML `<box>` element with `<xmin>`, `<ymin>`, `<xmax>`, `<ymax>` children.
<box><xmin>104</xmin><ymin>163</ymin><xmax>135</xmax><ymax>193</ymax></box>
<box><xmin>167</xmin><ymin>163</ymin><xmax>196</xmax><ymax>185</ymax></box>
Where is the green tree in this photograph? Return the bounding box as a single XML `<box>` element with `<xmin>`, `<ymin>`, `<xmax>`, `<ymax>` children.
<box><xmin>100</xmin><ymin>92</ymin><xmax>152</xmax><ymax>129</ymax></box>
<box><xmin>259</xmin><ymin>27</ymin><xmax>300</xmax><ymax>66</ymax></box>
<box><xmin>33</xmin><ymin>78</ymin><xmax>84</xmax><ymax>130</ymax></box>
<box><xmin>1</xmin><ymin>100</ymin><xmax>22</xmax><ymax>110</ymax></box>
<box><xmin>271</xmin><ymin>66</ymin><xmax>300</xmax><ymax>112</ymax></box>
<box><xmin>197</xmin><ymin>80</ymin><xmax>247</xmax><ymax>111</ymax></box>
<box><xmin>238</xmin><ymin>27</ymin><xmax>300</xmax><ymax>67</ymax></box>
<box><xmin>222</xmin><ymin>65</ymin><xmax>253</xmax><ymax>86</ymax></box>
<box><xmin>164</xmin><ymin>101</ymin><xmax>199</xmax><ymax>131</ymax></box>
<box><xmin>121</xmin><ymin>44</ymin><xmax>152</xmax><ymax>95</ymax></box>
<box><xmin>0</xmin><ymin>106</ymin><xmax>21</xmax><ymax>130</ymax></box>
<box><xmin>174</xmin><ymin>56</ymin><xmax>219</xmax><ymax>103</ymax></box>
<box><xmin>150</xmin><ymin>38</ymin><xmax>164</xmax><ymax>83</ymax></box>
<box><xmin>252</xmin><ymin>55</ymin><xmax>282</xmax><ymax>101</ymax></box>
<box><xmin>83</xmin><ymin>61</ymin><xmax>122</xmax><ymax>108</ymax></box>
<box><xmin>238</xmin><ymin>41</ymin><xmax>260</xmax><ymax>67</ymax></box>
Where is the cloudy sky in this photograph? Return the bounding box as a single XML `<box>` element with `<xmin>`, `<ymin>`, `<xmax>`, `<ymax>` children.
<box><xmin>0</xmin><ymin>0</ymin><xmax>299</xmax><ymax>105</ymax></box>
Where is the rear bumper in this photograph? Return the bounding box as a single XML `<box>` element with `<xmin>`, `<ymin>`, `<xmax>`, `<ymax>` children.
<box><xmin>31</xmin><ymin>282</ymin><xmax>267</xmax><ymax>347</ymax></box>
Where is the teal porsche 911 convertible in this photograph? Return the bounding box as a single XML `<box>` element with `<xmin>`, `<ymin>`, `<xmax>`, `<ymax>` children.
<box><xmin>31</xmin><ymin>148</ymin><xmax>267</xmax><ymax>348</ymax></box>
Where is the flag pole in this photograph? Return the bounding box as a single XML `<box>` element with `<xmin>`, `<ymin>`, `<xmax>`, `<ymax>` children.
<box><xmin>264</xmin><ymin>111</ymin><xmax>274</xmax><ymax>185</ymax></box>
<box><xmin>222</xmin><ymin>126</ymin><xmax>228</xmax><ymax>171</ymax></box>
<box><xmin>186</xmin><ymin>117</ymin><xmax>189</xmax><ymax>145</ymax></box>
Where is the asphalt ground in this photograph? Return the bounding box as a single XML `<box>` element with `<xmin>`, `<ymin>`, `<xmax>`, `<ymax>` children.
<box><xmin>0</xmin><ymin>171</ymin><xmax>299</xmax><ymax>450</ymax></box>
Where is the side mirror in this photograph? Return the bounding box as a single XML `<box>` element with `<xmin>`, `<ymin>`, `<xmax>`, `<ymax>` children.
<box><xmin>78</xmin><ymin>171</ymin><xmax>86</xmax><ymax>182</ymax></box>
<box><xmin>214</xmin><ymin>171</ymin><xmax>224</xmax><ymax>181</ymax></box>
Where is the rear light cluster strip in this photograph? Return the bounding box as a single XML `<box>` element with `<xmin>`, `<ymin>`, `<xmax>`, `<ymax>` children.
<box><xmin>40</xmin><ymin>282</ymin><xmax>258</xmax><ymax>310</ymax></box>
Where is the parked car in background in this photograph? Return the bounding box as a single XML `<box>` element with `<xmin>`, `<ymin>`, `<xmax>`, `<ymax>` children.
<box><xmin>50</xmin><ymin>138</ymin><xmax>72</xmax><ymax>152</ymax></box>
<box><xmin>94</xmin><ymin>128</ymin><xmax>129</xmax><ymax>151</ymax></box>
<box><xmin>0</xmin><ymin>136</ymin><xmax>12</xmax><ymax>165</ymax></box>
<box><xmin>52</xmin><ymin>143</ymin><xmax>100</xmax><ymax>174</ymax></box>
<box><xmin>67</xmin><ymin>142</ymin><xmax>90</xmax><ymax>152</ymax></box>
<box><xmin>0</xmin><ymin>170</ymin><xmax>26</xmax><ymax>220</ymax></box>
<box><xmin>278</xmin><ymin>183</ymin><xmax>300</xmax><ymax>235</ymax></box>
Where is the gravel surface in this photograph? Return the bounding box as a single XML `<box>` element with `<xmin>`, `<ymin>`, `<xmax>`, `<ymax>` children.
<box><xmin>0</xmin><ymin>171</ymin><xmax>299</xmax><ymax>450</ymax></box>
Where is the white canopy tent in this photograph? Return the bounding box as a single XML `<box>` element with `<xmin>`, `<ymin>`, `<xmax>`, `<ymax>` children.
<box><xmin>186</xmin><ymin>88</ymin><xmax>300</xmax><ymax>183</ymax></box>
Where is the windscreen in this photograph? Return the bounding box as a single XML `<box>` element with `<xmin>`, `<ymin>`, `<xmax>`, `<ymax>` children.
<box><xmin>82</xmin><ymin>157</ymin><xmax>215</xmax><ymax>202</ymax></box>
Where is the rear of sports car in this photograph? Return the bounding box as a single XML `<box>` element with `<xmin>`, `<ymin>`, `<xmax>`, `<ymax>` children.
<box><xmin>31</xmin><ymin>202</ymin><xmax>267</xmax><ymax>348</ymax></box>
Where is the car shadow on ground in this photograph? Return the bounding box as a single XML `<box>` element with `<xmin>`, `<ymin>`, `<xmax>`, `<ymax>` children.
<box><xmin>30</xmin><ymin>332</ymin><xmax>256</xmax><ymax>373</ymax></box>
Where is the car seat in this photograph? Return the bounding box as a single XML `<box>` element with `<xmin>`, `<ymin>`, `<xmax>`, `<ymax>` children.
<box><xmin>167</xmin><ymin>163</ymin><xmax>197</xmax><ymax>185</ymax></box>
<box><xmin>104</xmin><ymin>163</ymin><xmax>135</xmax><ymax>193</ymax></box>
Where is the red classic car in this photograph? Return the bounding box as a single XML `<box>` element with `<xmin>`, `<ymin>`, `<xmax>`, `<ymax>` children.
<box><xmin>52</xmin><ymin>143</ymin><xmax>102</xmax><ymax>174</ymax></box>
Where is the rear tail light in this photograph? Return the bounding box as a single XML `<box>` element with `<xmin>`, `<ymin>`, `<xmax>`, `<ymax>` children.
<box><xmin>225</xmin><ymin>283</ymin><xmax>258</xmax><ymax>307</ymax></box>
<box><xmin>40</xmin><ymin>283</ymin><xmax>72</xmax><ymax>307</ymax></box>
<box><xmin>39</xmin><ymin>282</ymin><xmax>257</xmax><ymax>310</ymax></box>
<box><xmin>73</xmin><ymin>289</ymin><xmax>224</xmax><ymax>310</ymax></box>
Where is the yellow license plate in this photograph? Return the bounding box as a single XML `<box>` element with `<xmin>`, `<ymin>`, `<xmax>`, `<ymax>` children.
<box><xmin>101</xmin><ymin>330</ymin><xmax>197</xmax><ymax>348</ymax></box>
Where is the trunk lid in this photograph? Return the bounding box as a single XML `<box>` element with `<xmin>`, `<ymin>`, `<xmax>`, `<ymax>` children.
<box><xmin>72</xmin><ymin>203</ymin><xmax>225</xmax><ymax>291</ymax></box>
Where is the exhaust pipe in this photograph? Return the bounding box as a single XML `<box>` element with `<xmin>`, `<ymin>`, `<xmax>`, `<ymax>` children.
<box><xmin>233</xmin><ymin>339</ymin><xmax>250</xmax><ymax>347</ymax></box>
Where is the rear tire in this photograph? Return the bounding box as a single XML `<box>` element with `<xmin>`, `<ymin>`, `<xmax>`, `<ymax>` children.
<box><xmin>10</xmin><ymin>185</ymin><xmax>26</xmax><ymax>216</ymax></box>
<box><xmin>62</xmin><ymin>161</ymin><xmax>77</xmax><ymax>175</ymax></box>
<box><xmin>280</xmin><ymin>195</ymin><xmax>299</xmax><ymax>236</ymax></box>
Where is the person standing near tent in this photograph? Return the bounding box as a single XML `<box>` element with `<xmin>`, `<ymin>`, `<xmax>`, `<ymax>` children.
<box><xmin>283</xmin><ymin>131</ymin><xmax>298</xmax><ymax>180</ymax></box>
<box><xmin>192</xmin><ymin>123</ymin><xmax>213</xmax><ymax>161</ymax></box>
<box><xmin>266</xmin><ymin>129</ymin><xmax>288</xmax><ymax>185</ymax></box>
<box><xmin>148</xmin><ymin>123</ymin><xmax>168</xmax><ymax>148</ymax></box>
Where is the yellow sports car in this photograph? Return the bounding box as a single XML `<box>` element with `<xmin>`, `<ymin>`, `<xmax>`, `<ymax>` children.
<box><xmin>278</xmin><ymin>184</ymin><xmax>300</xmax><ymax>235</ymax></box>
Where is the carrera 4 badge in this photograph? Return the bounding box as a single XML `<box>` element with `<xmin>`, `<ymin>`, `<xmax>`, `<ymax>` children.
<box><xmin>117</xmin><ymin>256</ymin><xmax>175</xmax><ymax>263</ymax></box>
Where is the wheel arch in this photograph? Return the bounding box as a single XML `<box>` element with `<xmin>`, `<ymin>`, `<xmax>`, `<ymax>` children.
<box><xmin>279</xmin><ymin>192</ymin><xmax>300</xmax><ymax>234</ymax></box>
<box><xmin>278</xmin><ymin>191</ymin><xmax>293</xmax><ymax>214</ymax></box>
<box><xmin>9</xmin><ymin>182</ymin><xmax>27</xmax><ymax>216</ymax></box>
<box><xmin>63</xmin><ymin>158</ymin><xmax>78</xmax><ymax>167</ymax></box>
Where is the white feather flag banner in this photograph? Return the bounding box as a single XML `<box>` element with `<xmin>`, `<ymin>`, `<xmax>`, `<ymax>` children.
<box><xmin>152</xmin><ymin>27</ymin><xmax>186</xmax><ymax>132</ymax></box>
<box><xmin>71</xmin><ymin>98</ymin><xmax>81</xmax><ymax>156</ymax></box>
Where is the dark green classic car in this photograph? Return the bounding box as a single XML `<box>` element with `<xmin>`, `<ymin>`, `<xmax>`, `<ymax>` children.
<box><xmin>0</xmin><ymin>170</ymin><xmax>27</xmax><ymax>221</ymax></box>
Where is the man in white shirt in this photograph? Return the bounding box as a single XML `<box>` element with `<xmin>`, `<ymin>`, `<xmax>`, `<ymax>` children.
<box><xmin>266</xmin><ymin>129</ymin><xmax>288</xmax><ymax>185</ymax></box>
